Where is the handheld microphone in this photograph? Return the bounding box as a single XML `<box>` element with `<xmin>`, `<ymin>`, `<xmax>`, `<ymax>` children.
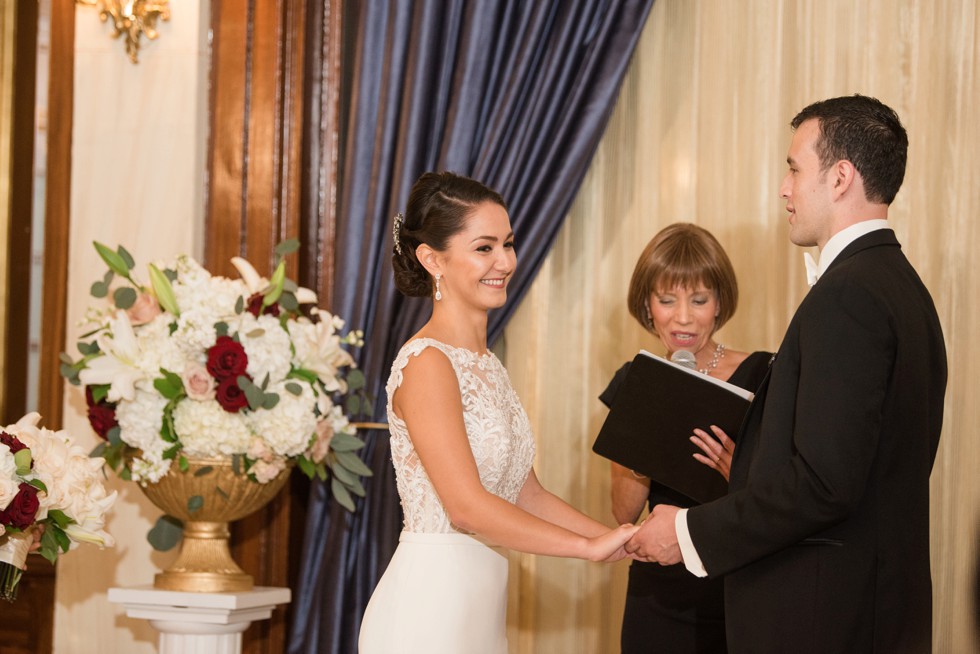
<box><xmin>670</xmin><ymin>350</ymin><xmax>697</xmax><ymax>370</ymax></box>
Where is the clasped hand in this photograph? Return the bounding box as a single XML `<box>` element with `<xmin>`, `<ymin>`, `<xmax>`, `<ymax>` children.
<box><xmin>624</xmin><ymin>504</ymin><xmax>682</xmax><ymax>565</ymax></box>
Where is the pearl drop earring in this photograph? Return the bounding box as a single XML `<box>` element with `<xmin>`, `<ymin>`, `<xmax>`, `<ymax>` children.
<box><xmin>435</xmin><ymin>274</ymin><xmax>442</xmax><ymax>301</ymax></box>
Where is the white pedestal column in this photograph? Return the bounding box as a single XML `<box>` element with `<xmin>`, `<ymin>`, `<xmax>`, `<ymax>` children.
<box><xmin>108</xmin><ymin>585</ymin><xmax>291</xmax><ymax>654</ymax></box>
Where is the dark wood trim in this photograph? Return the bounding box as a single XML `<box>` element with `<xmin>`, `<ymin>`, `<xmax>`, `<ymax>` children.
<box><xmin>1</xmin><ymin>0</ymin><xmax>37</xmax><ymax>424</ymax></box>
<box><xmin>206</xmin><ymin>1</ymin><xmax>344</xmax><ymax>651</ymax></box>
<box><xmin>37</xmin><ymin>0</ymin><xmax>75</xmax><ymax>429</ymax></box>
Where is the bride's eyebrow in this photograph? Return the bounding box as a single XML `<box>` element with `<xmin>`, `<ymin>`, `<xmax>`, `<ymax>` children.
<box><xmin>468</xmin><ymin>232</ymin><xmax>514</xmax><ymax>244</ymax></box>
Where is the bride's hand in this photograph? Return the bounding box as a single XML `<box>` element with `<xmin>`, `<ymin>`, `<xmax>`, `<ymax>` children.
<box><xmin>586</xmin><ymin>523</ymin><xmax>640</xmax><ymax>562</ymax></box>
<box><xmin>691</xmin><ymin>425</ymin><xmax>734</xmax><ymax>481</ymax></box>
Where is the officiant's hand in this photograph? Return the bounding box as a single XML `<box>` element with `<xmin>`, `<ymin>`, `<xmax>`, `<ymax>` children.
<box><xmin>691</xmin><ymin>425</ymin><xmax>734</xmax><ymax>481</ymax></box>
<box><xmin>625</xmin><ymin>504</ymin><xmax>682</xmax><ymax>565</ymax></box>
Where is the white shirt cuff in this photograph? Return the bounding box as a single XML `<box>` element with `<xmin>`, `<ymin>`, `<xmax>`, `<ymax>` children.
<box><xmin>675</xmin><ymin>508</ymin><xmax>708</xmax><ymax>577</ymax></box>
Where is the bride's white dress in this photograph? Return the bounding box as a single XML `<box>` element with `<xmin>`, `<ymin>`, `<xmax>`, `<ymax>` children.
<box><xmin>358</xmin><ymin>338</ymin><xmax>535</xmax><ymax>654</ymax></box>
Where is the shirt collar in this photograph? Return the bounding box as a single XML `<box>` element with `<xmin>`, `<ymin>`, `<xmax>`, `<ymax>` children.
<box><xmin>804</xmin><ymin>219</ymin><xmax>889</xmax><ymax>286</ymax></box>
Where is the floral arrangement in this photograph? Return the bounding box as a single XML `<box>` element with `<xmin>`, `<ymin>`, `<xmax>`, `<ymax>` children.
<box><xmin>60</xmin><ymin>240</ymin><xmax>372</xmax><ymax>526</ymax></box>
<box><xmin>0</xmin><ymin>413</ymin><xmax>115</xmax><ymax>601</ymax></box>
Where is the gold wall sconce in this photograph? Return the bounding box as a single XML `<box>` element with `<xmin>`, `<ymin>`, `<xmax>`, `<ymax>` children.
<box><xmin>75</xmin><ymin>1</ymin><xmax>170</xmax><ymax>64</ymax></box>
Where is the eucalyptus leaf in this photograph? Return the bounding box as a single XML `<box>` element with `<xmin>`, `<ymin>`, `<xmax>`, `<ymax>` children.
<box><xmin>328</xmin><ymin>432</ymin><xmax>365</xmax><ymax>452</ymax></box>
<box><xmin>346</xmin><ymin>369</ymin><xmax>366</xmax><ymax>391</ymax></box>
<box><xmin>345</xmin><ymin>395</ymin><xmax>361</xmax><ymax>415</ymax></box>
<box><xmin>232</xmin><ymin>454</ymin><xmax>242</xmax><ymax>475</ymax></box>
<box><xmin>147</xmin><ymin>515</ymin><xmax>184</xmax><ymax>552</ymax></box>
<box><xmin>193</xmin><ymin>465</ymin><xmax>214</xmax><ymax>477</ymax></box>
<box><xmin>335</xmin><ymin>450</ymin><xmax>374</xmax><ymax>477</ymax></box>
<box><xmin>235</xmin><ymin>295</ymin><xmax>244</xmax><ymax>314</ymax></box>
<box><xmin>262</xmin><ymin>393</ymin><xmax>280</xmax><ymax>410</ymax></box>
<box><xmin>59</xmin><ymin>352</ymin><xmax>75</xmax><ymax>364</ymax></box>
<box><xmin>187</xmin><ymin>495</ymin><xmax>204</xmax><ymax>513</ymax></box>
<box><xmin>284</xmin><ymin>382</ymin><xmax>303</xmax><ymax>396</ymax></box>
<box><xmin>331</xmin><ymin>477</ymin><xmax>356</xmax><ymax>512</ymax></box>
<box><xmin>114</xmin><ymin>286</ymin><xmax>137</xmax><ymax>310</ymax></box>
<box><xmin>117</xmin><ymin>245</ymin><xmax>136</xmax><ymax>269</ymax></box>
<box><xmin>107</xmin><ymin>425</ymin><xmax>122</xmax><ymax>445</ymax></box>
<box><xmin>274</xmin><ymin>238</ymin><xmax>300</xmax><ymax>257</ymax></box>
<box><xmin>215</xmin><ymin>321</ymin><xmax>229</xmax><ymax>336</ymax></box>
<box><xmin>90</xmin><ymin>281</ymin><xmax>109</xmax><ymax>298</ymax></box>
<box><xmin>279</xmin><ymin>292</ymin><xmax>298</xmax><ymax>312</ymax></box>
<box><xmin>330</xmin><ymin>462</ymin><xmax>356</xmax><ymax>485</ymax></box>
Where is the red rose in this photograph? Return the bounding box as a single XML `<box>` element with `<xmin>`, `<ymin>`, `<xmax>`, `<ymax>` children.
<box><xmin>0</xmin><ymin>430</ymin><xmax>27</xmax><ymax>456</ymax></box>
<box><xmin>246</xmin><ymin>292</ymin><xmax>280</xmax><ymax>318</ymax></box>
<box><xmin>215</xmin><ymin>376</ymin><xmax>250</xmax><ymax>413</ymax></box>
<box><xmin>207</xmin><ymin>336</ymin><xmax>249</xmax><ymax>380</ymax></box>
<box><xmin>0</xmin><ymin>483</ymin><xmax>40</xmax><ymax>530</ymax></box>
<box><xmin>85</xmin><ymin>387</ymin><xmax>119</xmax><ymax>440</ymax></box>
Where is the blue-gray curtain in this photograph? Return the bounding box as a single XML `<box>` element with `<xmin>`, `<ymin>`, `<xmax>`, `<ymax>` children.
<box><xmin>289</xmin><ymin>2</ymin><xmax>654</xmax><ymax>652</ymax></box>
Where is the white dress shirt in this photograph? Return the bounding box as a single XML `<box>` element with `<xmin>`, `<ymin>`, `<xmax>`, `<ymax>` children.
<box><xmin>675</xmin><ymin>219</ymin><xmax>890</xmax><ymax>577</ymax></box>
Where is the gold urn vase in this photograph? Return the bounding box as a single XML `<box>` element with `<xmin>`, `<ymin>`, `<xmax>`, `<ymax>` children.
<box><xmin>140</xmin><ymin>456</ymin><xmax>291</xmax><ymax>593</ymax></box>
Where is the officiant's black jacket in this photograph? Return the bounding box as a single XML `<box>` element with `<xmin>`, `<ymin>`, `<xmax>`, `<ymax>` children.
<box><xmin>688</xmin><ymin>229</ymin><xmax>947</xmax><ymax>654</ymax></box>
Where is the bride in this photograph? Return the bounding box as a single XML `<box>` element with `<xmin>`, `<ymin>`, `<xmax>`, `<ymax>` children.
<box><xmin>358</xmin><ymin>171</ymin><xmax>638</xmax><ymax>653</ymax></box>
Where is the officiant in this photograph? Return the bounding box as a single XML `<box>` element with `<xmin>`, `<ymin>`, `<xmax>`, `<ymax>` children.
<box><xmin>598</xmin><ymin>222</ymin><xmax>771</xmax><ymax>654</ymax></box>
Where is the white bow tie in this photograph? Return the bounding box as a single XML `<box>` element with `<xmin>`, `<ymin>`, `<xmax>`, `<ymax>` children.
<box><xmin>803</xmin><ymin>252</ymin><xmax>819</xmax><ymax>287</ymax></box>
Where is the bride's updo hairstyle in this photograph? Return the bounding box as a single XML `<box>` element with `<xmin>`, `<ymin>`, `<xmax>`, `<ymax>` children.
<box><xmin>392</xmin><ymin>171</ymin><xmax>507</xmax><ymax>298</ymax></box>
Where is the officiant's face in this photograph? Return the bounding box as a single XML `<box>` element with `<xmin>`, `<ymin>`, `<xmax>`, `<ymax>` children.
<box><xmin>648</xmin><ymin>285</ymin><xmax>720</xmax><ymax>355</ymax></box>
<box><xmin>439</xmin><ymin>201</ymin><xmax>516</xmax><ymax>310</ymax></box>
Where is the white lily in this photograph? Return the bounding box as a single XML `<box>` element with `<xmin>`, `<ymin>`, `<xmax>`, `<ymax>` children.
<box><xmin>78</xmin><ymin>313</ymin><xmax>145</xmax><ymax>402</ymax></box>
<box><xmin>230</xmin><ymin>256</ymin><xmax>318</xmax><ymax>304</ymax></box>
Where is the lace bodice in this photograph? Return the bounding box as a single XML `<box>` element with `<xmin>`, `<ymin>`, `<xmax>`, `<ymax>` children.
<box><xmin>386</xmin><ymin>338</ymin><xmax>536</xmax><ymax>533</ymax></box>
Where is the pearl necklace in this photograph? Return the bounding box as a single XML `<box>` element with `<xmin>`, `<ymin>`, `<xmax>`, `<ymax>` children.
<box><xmin>699</xmin><ymin>343</ymin><xmax>725</xmax><ymax>375</ymax></box>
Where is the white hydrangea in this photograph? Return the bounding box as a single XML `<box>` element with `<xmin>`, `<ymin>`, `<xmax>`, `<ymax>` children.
<box><xmin>135</xmin><ymin>313</ymin><xmax>189</xmax><ymax>376</ymax></box>
<box><xmin>169</xmin><ymin>256</ymin><xmax>249</xmax><ymax>357</ymax></box>
<box><xmin>116</xmin><ymin>388</ymin><xmax>169</xmax><ymax>454</ymax></box>
<box><xmin>237</xmin><ymin>313</ymin><xmax>293</xmax><ymax>385</ymax></box>
<box><xmin>130</xmin><ymin>449</ymin><xmax>172</xmax><ymax>485</ymax></box>
<box><xmin>173</xmin><ymin>399</ymin><xmax>253</xmax><ymax>457</ymax></box>
<box><xmin>246</xmin><ymin>380</ymin><xmax>317</xmax><ymax>458</ymax></box>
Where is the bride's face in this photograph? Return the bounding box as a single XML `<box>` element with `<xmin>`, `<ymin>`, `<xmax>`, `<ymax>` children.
<box><xmin>437</xmin><ymin>202</ymin><xmax>516</xmax><ymax>310</ymax></box>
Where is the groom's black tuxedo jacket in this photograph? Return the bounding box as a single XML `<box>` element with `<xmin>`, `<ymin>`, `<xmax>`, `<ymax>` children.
<box><xmin>687</xmin><ymin>229</ymin><xmax>947</xmax><ymax>654</ymax></box>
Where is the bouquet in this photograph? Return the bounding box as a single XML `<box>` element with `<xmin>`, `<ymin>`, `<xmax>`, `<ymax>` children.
<box><xmin>0</xmin><ymin>413</ymin><xmax>116</xmax><ymax>602</ymax></box>
<box><xmin>60</xmin><ymin>240</ymin><xmax>372</xmax><ymax>545</ymax></box>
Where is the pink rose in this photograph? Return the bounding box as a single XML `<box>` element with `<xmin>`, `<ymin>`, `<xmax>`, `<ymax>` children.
<box><xmin>181</xmin><ymin>363</ymin><xmax>216</xmax><ymax>401</ymax></box>
<box><xmin>126</xmin><ymin>292</ymin><xmax>162</xmax><ymax>325</ymax></box>
<box><xmin>249</xmin><ymin>458</ymin><xmax>286</xmax><ymax>483</ymax></box>
<box><xmin>247</xmin><ymin>437</ymin><xmax>274</xmax><ymax>462</ymax></box>
<box><xmin>307</xmin><ymin>419</ymin><xmax>335</xmax><ymax>464</ymax></box>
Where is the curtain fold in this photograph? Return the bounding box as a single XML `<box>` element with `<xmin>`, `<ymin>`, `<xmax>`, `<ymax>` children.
<box><xmin>288</xmin><ymin>1</ymin><xmax>654</xmax><ymax>652</ymax></box>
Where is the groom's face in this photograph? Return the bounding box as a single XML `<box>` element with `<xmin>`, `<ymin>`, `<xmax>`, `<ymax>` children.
<box><xmin>779</xmin><ymin>119</ymin><xmax>835</xmax><ymax>249</ymax></box>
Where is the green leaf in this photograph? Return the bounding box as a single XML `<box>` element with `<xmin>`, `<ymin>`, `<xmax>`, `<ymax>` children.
<box><xmin>148</xmin><ymin>263</ymin><xmax>180</xmax><ymax>316</ymax></box>
<box><xmin>345</xmin><ymin>395</ymin><xmax>361</xmax><ymax>416</ymax></box>
<box><xmin>240</xmin><ymin>376</ymin><xmax>265</xmax><ymax>411</ymax></box>
<box><xmin>288</xmin><ymin>368</ymin><xmax>318</xmax><ymax>385</ymax></box>
<box><xmin>274</xmin><ymin>238</ymin><xmax>300</xmax><ymax>258</ymax></box>
<box><xmin>179</xmin><ymin>455</ymin><xmax>189</xmax><ymax>472</ymax></box>
<box><xmin>94</xmin><ymin>241</ymin><xmax>131</xmax><ymax>277</ymax></box>
<box><xmin>28</xmin><ymin>478</ymin><xmax>48</xmax><ymax>493</ymax></box>
<box><xmin>147</xmin><ymin>515</ymin><xmax>183</xmax><ymax>552</ymax></box>
<box><xmin>118</xmin><ymin>245</ymin><xmax>136</xmax><ymax>270</ymax></box>
<box><xmin>235</xmin><ymin>295</ymin><xmax>244</xmax><ymax>314</ymax></box>
<box><xmin>90</xmin><ymin>281</ymin><xmax>109</xmax><ymax>298</ymax></box>
<box><xmin>162</xmin><ymin>444</ymin><xmax>180</xmax><ymax>460</ymax></box>
<box><xmin>90</xmin><ymin>442</ymin><xmax>108</xmax><ymax>458</ymax></box>
<box><xmin>193</xmin><ymin>465</ymin><xmax>214</xmax><ymax>477</ymax></box>
<box><xmin>60</xmin><ymin>351</ymin><xmax>75</xmax><ymax>364</ymax></box>
<box><xmin>231</xmin><ymin>454</ymin><xmax>242</xmax><ymax>475</ymax></box>
<box><xmin>346</xmin><ymin>369</ymin><xmax>366</xmax><ymax>392</ymax></box>
<box><xmin>335</xmin><ymin>450</ymin><xmax>374</xmax><ymax>477</ymax></box>
<box><xmin>284</xmin><ymin>382</ymin><xmax>303</xmax><ymax>396</ymax></box>
<box><xmin>262</xmin><ymin>393</ymin><xmax>280</xmax><ymax>410</ymax></box>
<box><xmin>328</xmin><ymin>432</ymin><xmax>366</xmax><ymax>452</ymax></box>
<box><xmin>90</xmin><ymin>383</ymin><xmax>109</xmax><ymax>403</ymax></box>
<box><xmin>187</xmin><ymin>495</ymin><xmax>204</xmax><ymax>513</ymax></box>
<box><xmin>347</xmin><ymin>478</ymin><xmax>366</xmax><ymax>497</ymax></box>
<box><xmin>215</xmin><ymin>321</ymin><xmax>229</xmax><ymax>337</ymax></box>
<box><xmin>114</xmin><ymin>286</ymin><xmax>137</xmax><ymax>310</ymax></box>
<box><xmin>263</xmin><ymin>261</ymin><xmax>286</xmax><ymax>307</ymax></box>
<box><xmin>297</xmin><ymin>456</ymin><xmax>315</xmax><ymax>479</ymax></box>
<box><xmin>279</xmin><ymin>292</ymin><xmax>298</xmax><ymax>312</ymax></box>
<box><xmin>330</xmin><ymin>462</ymin><xmax>356</xmax><ymax>485</ymax></box>
<box><xmin>331</xmin><ymin>477</ymin><xmax>356</xmax><ymax>512</ymax></box>
<box><xmin>163</xmin><ymin>267</ymin><xmax>178</xmax><ymax>282</ymax></box>
<box><xmin>47</xmin><ymin>509</ymin><xmax>73</xmax><ymax>529</ymax></box>
<box><xmin>106</xmin><ymin>425</ymin><xmax>122</xmax><ymax>446</ymax></box>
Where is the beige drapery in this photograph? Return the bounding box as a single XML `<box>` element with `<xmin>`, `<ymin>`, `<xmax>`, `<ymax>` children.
<box><xmin>503</xmin><ymin>1</ymin><xmax>979</xmax><ymax>652</ymax></box>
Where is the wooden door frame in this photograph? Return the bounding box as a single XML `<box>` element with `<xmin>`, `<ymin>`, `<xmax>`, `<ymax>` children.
<box><xmin>206</xmin><ymin>1</ymin><xmax>344</xmax><ymax>651</ymax></box>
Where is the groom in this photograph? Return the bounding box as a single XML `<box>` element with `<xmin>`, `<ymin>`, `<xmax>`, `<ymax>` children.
<box><xmin>626</xmin><ymin>94</ymin><xmax>947</xmax><ymax>654</ymax></box>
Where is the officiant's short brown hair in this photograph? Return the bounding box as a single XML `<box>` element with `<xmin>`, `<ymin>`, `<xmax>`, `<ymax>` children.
<box><xmin>627</xmin><ymin>223</ymin><xmax>738</xmax><ymax>333</ymax></box>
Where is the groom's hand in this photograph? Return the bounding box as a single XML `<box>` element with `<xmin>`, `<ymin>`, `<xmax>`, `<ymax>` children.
<box><xmin>625</xmin><ymin>504</ymin><xmax>682</xmax><ymax>565</ymax></box>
